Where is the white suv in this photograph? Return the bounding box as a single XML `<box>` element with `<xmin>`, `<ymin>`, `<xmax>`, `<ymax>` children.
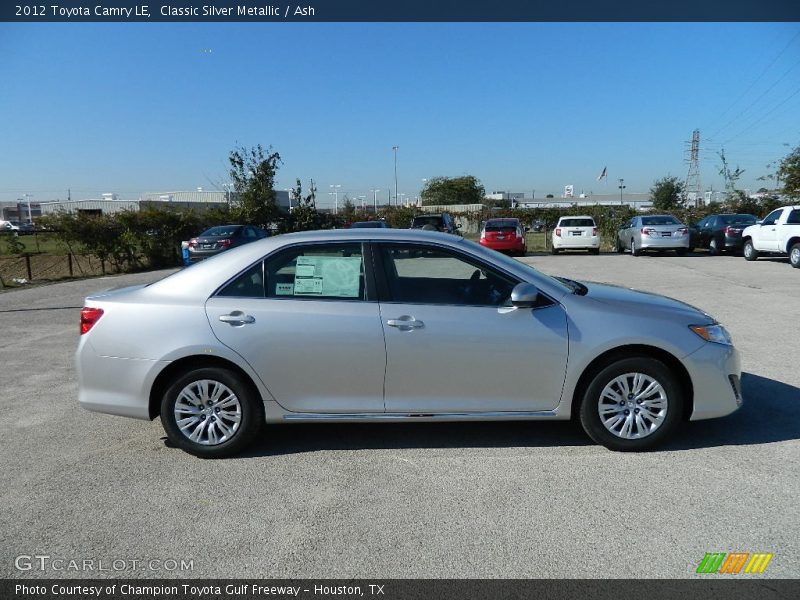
<box><xmin>551</xmin><ymin>216</ymin><xmax>600</xmax><ymax>254</ymax></box>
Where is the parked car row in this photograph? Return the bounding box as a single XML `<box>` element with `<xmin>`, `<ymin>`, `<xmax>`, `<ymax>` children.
<box><xmin>1</xmin><ymin>220</ymin><xmax>35</xmax><ymax>234</ymax></box>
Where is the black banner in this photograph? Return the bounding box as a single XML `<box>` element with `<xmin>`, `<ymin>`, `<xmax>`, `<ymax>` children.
<box><xmin>2</xmin><ymin>580</ymin><xmax>800</xmax><ymax>600</ymax></box>
<box><xmin>2</xmin><ymin>0</ymin><xmax>799</xmax><ymax>22</ymax></box>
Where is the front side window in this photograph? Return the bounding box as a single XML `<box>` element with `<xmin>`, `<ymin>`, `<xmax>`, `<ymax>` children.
<box><xmin>761</xmin><ymin>209</ymin><xmax>783</xmax><ymax>226</ymax></box>
<box><xmin>379</xmin><ymin>244</ymin><xmax>517</xmax><ymax>306</ymax></box>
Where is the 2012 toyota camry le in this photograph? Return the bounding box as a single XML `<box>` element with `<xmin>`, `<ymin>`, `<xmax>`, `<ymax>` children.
<box><xmin>76</xmin><ymin>229</ymin><xmax>743</xmax><ymax>457</ymax></box>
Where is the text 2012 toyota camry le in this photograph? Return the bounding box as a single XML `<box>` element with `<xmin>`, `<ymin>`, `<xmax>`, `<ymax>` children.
<box><xmin>77</xmin><ymin>229</ymin><xmax>742</xmax><ymax>457</ymax></box>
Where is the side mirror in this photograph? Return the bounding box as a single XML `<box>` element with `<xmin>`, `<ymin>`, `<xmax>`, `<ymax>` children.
<box><xmin>511</xmin><ymin>282</ymin><xmax>540</xmax><ymax>308</ymax></box>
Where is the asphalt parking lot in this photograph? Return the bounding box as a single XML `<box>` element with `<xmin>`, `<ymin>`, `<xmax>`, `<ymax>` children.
<box><xmin>1</xmin><ymin>251</ymin><xmax>798</xmax><ymax>579</ymax></box>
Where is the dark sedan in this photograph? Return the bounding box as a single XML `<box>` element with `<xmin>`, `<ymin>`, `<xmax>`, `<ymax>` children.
<box><xmin>187</xmin><ymin>225</ymin><xmax>268</xmax><ymax>263</ymax></box>
<box><xmin>689</xmin><ymin>214</ymin><xmax>757</xmax><ymax>255</ymax></box>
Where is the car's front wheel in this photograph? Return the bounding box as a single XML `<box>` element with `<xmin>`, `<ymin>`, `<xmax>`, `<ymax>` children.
<box><xmin>743</xmin><ymin>239</ymin><xmax>759</xmax><ymax>261</ymax></box>
<box><xmin>578</xmin><ymin>357</ymin><xmax>683</xmax><ymax>451</ymax></box>
<box><xmin>160</xmin><ymin>367</ymin><xmax>264</xmax><ymax>458</ymax></box>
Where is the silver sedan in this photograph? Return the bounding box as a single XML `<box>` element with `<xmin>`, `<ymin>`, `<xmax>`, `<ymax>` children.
<box><xmin>77</xmin><ymin>229</ymin><xmax>742</xmax><ymax>457</ymax></box>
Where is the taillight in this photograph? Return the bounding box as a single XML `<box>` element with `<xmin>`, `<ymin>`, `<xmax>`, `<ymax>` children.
<box><xmin>555</xmin><ymin>228</ymin><xmax>562</xmax><ymax>237</ymax></box>
<box><xmin>677</xmin><ymin>227</ymin><xmax>688</xmax><ymax>236</ymax></box>
<box><xmin>219</xmin><ymin>239</ymin><xmax>233</xmax><ymax>248</ymax></box>
<box><xmin>80</xmin><ymin>307</ymin><xmax>104</xmax><ymax>335</ymax></box>
<box><xmin>188</xmin><ymin>239</ymin><xmax>197</xmax><ymax>248</ymax></box>
<box><xmin>592</xmin><ymin>227</ymin><xmax>598</xmax><ymax>236</ymax></box>
<box><xmin>641</xmin><ymin>227</ymin><xmax>655</xmax><ymax>236</ymax></box>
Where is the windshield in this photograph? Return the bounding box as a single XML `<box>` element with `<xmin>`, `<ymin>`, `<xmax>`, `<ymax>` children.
<box><xmin>458</xmin><ymin>238</ymin><xmax>573</xmax><ymax>294</ymax></box>
<box><xmin>200</xmin><ymin>226</ymin><xmax>241</xmax><ymax>237</ymax></box>
<box><xmin>641</xmin><ymin>216</ymin><xmax>680</xmax><ymax>226</ymax></box>
<box><xmin>721</xmin><ymin>214</ymin><xmax>757</xmax><ymax>225</ymax></box>
<box><xmin>559</xmin><ymin>218</ymin><xmax>595</xmax><ymax>227</ymax></box>
<box><xmin>485</xmin><ymin>220</ymin><xmax>519</xmax><ymax>232</ymax></box>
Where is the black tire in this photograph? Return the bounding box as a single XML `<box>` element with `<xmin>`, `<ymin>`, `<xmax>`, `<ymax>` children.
<box><xmin>687</xmin><ymin>245</ymin><xmax>695</xmax><ymax>253</ymax></box>
<box><xmin>551</xmin><ymin>246</ymin><xmax>560</xmax><ymax>255</ymax></box>
<box><xmin>790</xmin><ymin>242</ymin><xmax>800</xmax><ymax>269</ymax></box>
<box><xmin>743</xmin><ymin>239</ymin><xmax>759</xmax><ymax>261</ymax></box>
<box><xmin>708</xmin><ymin>238</ymin><xmax>720</xmax><ymax>256</ymax></box>
<box><xmin>615</xmin><ymin>237</ymin><xmax>625</xmax><ymax>254</ymax></box>
<box><xmin>631</xmin><ymin>239</ymin><xmax>640</xmax><ymax>257</ymax></box>
<box><xmin>675</xmin><ymin>248</ymin><xmax>687</xmax><ymax>256</ymax></box>
<box><xmin>578</xmin><ymin>357</ymin><xmax>683</xmax><ymax>452</ymax></box>
<box><xmin>160</xmin><ymin>367</ymin><xmax>264</xmax><ymax>458</ymax></box>
<box><xmin>590</xmin><ymin>248</ymin><xmax>600</xmax><ymax>255</ymax></box>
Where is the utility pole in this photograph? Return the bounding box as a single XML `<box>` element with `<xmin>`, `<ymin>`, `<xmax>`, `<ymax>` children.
<box><xmin>685</xmin><ymin>129</ymin><xmax>702</xmax><ymax>207</ymax></box>
<box><xmin>392</xmin><ymin>145</ymin><xmax>399</xmax><ymax>207</ymax></box>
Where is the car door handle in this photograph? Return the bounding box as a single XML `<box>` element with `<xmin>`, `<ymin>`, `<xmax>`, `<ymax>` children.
<box><xmin>219</xmin><ymin>311</ymin><xmax>255</xmax><ymax>326</ymax></box>
<box><xmin>387</xmin><ymin>316</ymin><xmax>425</xmax><ymax>330</ymax></box>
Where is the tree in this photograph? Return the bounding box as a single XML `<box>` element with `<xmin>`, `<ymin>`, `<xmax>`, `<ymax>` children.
<box><xmin>777</xmin><ymin>144</ymin><xmax>800</xmax><ymax>200</ymax></box>
<box><xmin>650</xmin><ymin>176</ymin><xmax>685</xmax><ymax>211</ymax></box>
<box><xmin>228</xmin><ymin>144</ymin><xmax>282</xmax><ymax>227</ymax></box>
<box><xmin>420</xmin><ymin>175</ymin><xmax>485</xmax><ymax>206</ymax></box>
<box><xmin>283</xmin><ymin>178</ymin><xmax>326</xmax><ymax>232</ymax></box>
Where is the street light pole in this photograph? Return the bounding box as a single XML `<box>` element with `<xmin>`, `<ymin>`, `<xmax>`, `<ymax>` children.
<box><xmin>370</xmin><ymin>189</ymin><xmax>380</xmax><ymax>212</ymax></box>
<box><xmin>618</xmin><ymin>179</ymin><xmax>626</xmax><ymax>205</ymax></box>
<box><xmin>329</xmin><ymin>184</ymin><xmax>341</xmax><ymax>214</ymax></box>
<box><xmin>23</xmin><ymin>193</ymin><xmax>33</xmax><ymax>224</ymax></box>
<box><xmin>392</xmin><ymin>146</ymin><xmax>399</xmax><ymax>207</ymax></box>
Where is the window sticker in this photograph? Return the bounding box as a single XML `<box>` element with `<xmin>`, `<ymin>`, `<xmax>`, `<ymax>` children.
<box><xmin>275</xmin><ymin>282</ymin><xmax>294</xmax><ymax>296</ymax></box>
<box><xmin>294</xmin><ymin>255</ymin><xmax>362</xmax><ymax>298</ymax></box>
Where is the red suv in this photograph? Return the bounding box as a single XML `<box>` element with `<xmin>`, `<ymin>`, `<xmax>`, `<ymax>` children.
<box><xmin>479</xmin><ymin>218</ymin><xmax>527</xmax><ymax>256</ymax></box>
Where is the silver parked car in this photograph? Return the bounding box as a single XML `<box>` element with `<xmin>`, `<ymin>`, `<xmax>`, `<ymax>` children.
<box><xmin>616</xmin><ymin>215</ymin><xmax>690</xmax><ymax>256</ymax></box>
<box><xmin>77</xmin><ymin>229</ymin><xmax>742</xmax><ymax>457</ymax></box>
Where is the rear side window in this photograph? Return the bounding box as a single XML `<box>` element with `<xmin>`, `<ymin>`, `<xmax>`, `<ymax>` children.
<box><xmin>559</xmin><ymin>218</ymin><xmax>595</xmax><ymax>227</ymax></box>
<box><xmin>721</xmin><ymin>214</ymin><xmax>757</xmax><ymax>225</ymax></box>
<box><xmin>265</xmin><ymin>243</ymin><xmax>366</xmax><ymax>300</ymax></box>
<box><xmin>787</xmin><ymin>210</ymin><xmax>800</xmax><ymax>225</ymax></box>
<box><xmin>412</xmin><ymin>216</ymin><xmax>444</xmax><ymax>228</ymax></box>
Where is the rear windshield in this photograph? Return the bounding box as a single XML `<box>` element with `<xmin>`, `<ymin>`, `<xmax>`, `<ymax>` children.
<box><xmin>485</xmin><ymin>220</ymin><xmax>519</xmax><ymax>232</ymax></box>
<box><xmin>351</xmin><ymin>222</ymin><xmax>385</xmax><ymax>228</ymax></box>
<box><xmin>559</xmin><ymin>218</ymin><xmax>595</xmax><ymax>227</ymax></box>
<box><xmin>720</xmin><ymin>214</ymin><xmax>757</xmax><ymax>225</ymax></box>
<box><xmin>200</xmin><ymin>226</ymin><xmax>241</xmax><ymax>237</ymax></box>
<box><xmin>641</xmin><ymin>216</ymin><xmax>680</xmax><ymax>226</ymax></box>
<box><xmin>412</xmin><ymin>216</ymin><xmax>443</xmax><ymax>227</ymax></box>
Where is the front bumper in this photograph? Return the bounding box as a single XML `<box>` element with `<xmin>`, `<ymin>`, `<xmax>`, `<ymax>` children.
<box><xmin>683</xmin><ymin>341</ymin><xmax>742</xmax><ymax>420</ymax></box>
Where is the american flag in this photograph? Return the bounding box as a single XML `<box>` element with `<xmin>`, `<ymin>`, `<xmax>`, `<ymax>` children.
<box><xmin>597</xmin><ymin>166</ymin><xmax>607</xmax><ymax>181</ymax></box>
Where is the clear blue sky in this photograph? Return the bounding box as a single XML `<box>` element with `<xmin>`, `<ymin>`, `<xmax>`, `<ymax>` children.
<box><xmin>1</xmin><ymin>22</ymin><xmax>799</xmax><ymax>207</ymax></box>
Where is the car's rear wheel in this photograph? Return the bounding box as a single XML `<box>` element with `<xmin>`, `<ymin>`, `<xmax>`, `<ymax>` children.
<box><xmin>615</xmin><ymin>237</ymin><xmax>624</xmax><ymax>253</ymax></box>
<box><xmin>790</xmin><ymin>243</ymin><xmax>800</xmax><ymax>269</ymax></box>
<box><xmin>709</xmin><ymin>239</ymin><xmax>720</xmax><ymax>255</ymax></box>
<box><xmin>631</xmin><ymin>239</ymin><xmax>640</xmax><ymax>256</ymax></box>
<box><xmin>743</xmin><ymin>239</ymin><xmax>759</xmax><ymax>261</ymax></box>
<box><xmin>590</xmin><ymin>248</ymin><xmax>600</xmax><ymax>255</ymax></box>
<box><xmin>579</xmin><ymin>357</ymin><xmax>683</xmax><ymax>451</ymax></box>
<box><xmin>551</xmin><ymin>246</ymin><xmax>560</xmax><ymax>255</ymax></box>
<box><xmin>160</xmin><ymin>367</ymin><xmax>263</xmax><ymax>458</ymax></box>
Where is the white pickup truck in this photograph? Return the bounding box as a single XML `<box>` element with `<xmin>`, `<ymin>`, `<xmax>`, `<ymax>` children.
<box><xmin>742</xmin><ymin>205</ymin><xmax>800</xmax><ymax>268</ymax></box>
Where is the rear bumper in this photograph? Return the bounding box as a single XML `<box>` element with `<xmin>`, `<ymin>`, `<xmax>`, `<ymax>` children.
<box><xmin>76</xmin><ymin>339</ymin><xmax>166</xmax><ymax>420</ymax></box>
<box><xmin>480</xmin><ymin>239</ymin><xmax>525</xmax><ymax>252</ymax></box>
<box><xmin>639</xmin><ymin>236</ymin><xmax>689</xmax><ymax>250</ymax></box>
<box><xmin>552</xmin><ymin>236</ymin><xmax>600</xmax><ymax>249</ymax></box>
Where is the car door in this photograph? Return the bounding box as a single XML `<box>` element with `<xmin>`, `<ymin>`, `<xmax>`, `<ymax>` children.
<box><xmin>205</xmin><ymin>242</ymin><xmax>387</xmax><ymax>413</ymax></box>
<box><xmin>757</xmin><ymin>209</ymin><xmax>784</xmax><ymax>252</ymax></box>
<box><xmin>375</xmin><ymin>242</ymin><xmax>569</xmax><ymax>413</ymax></box>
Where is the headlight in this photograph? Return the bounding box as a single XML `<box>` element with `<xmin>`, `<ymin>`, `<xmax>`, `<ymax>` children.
<box><xmin>689</xmin><ymin>323</ymin><xmax>733</xmax><ymax>346</ymax></box>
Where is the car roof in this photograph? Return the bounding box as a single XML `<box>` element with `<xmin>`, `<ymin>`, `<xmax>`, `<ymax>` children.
<box><xmin>558</xmin><ymin>215</ymin><xmax>594</xmax><ymax>220</ymax></box>
<box><xmin>139</xmin><ymin>228</ymin><xmax>568</xmax><ymax>302</ymax></box>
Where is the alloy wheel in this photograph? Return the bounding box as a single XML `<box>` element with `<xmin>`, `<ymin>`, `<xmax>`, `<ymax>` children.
<box><xmin>173</xmin><ymin>379</ymin><xmax>242</xmax><ymax>446</ymax></box>
<box><xmin>597</xmin><ymin>372</ymin><xmax>668</xmax><ymax>439</ymax></box>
